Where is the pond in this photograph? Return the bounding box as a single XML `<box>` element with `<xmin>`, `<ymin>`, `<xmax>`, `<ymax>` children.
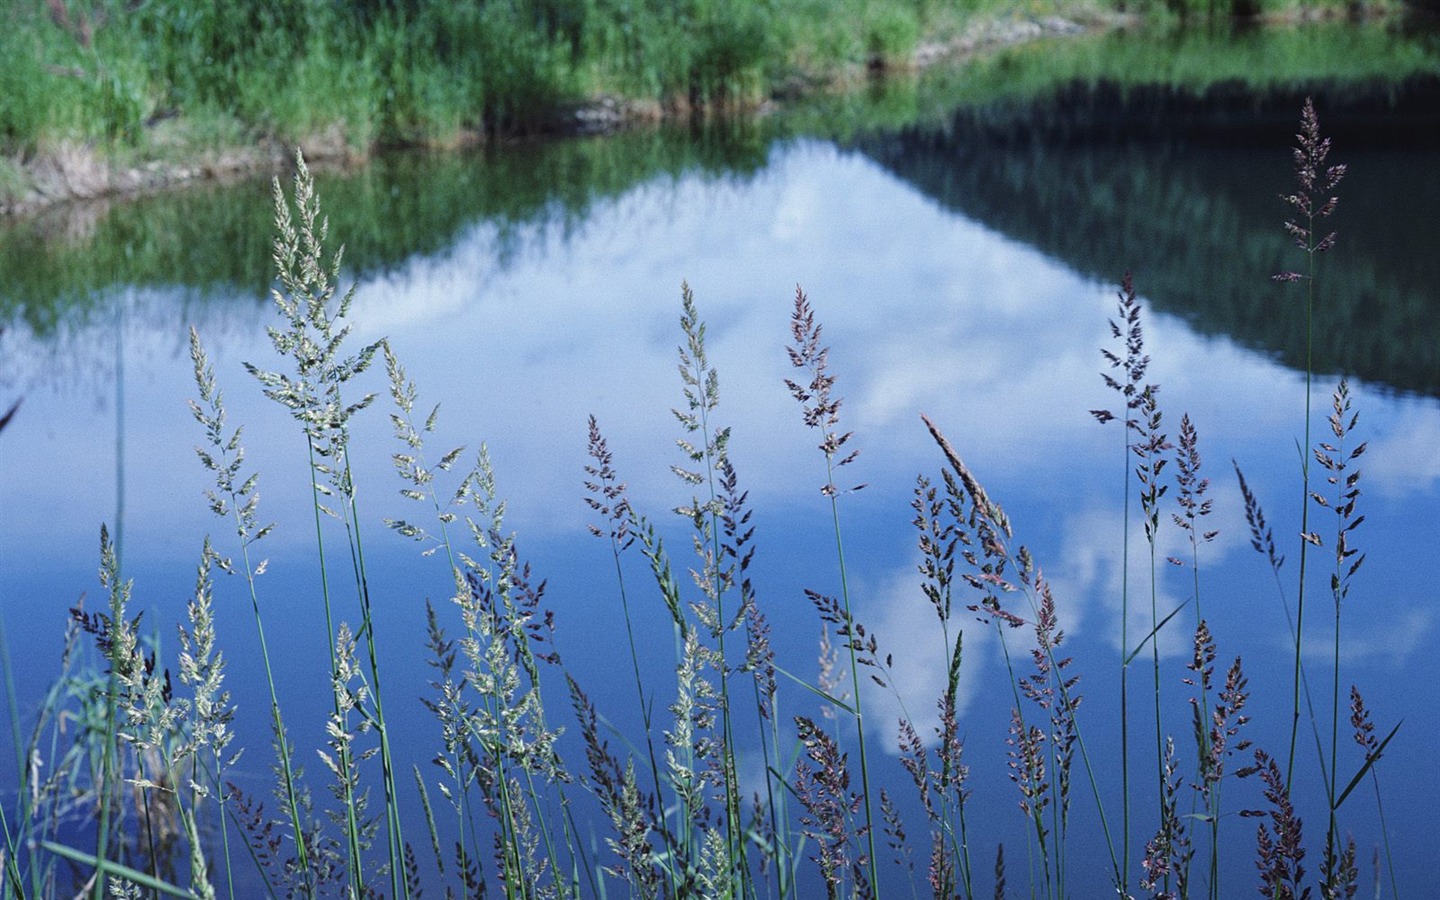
<box><xmin>1</xmin><ymin>24</ymin><xmax>1438</xmax><ymax>899</ymax></box>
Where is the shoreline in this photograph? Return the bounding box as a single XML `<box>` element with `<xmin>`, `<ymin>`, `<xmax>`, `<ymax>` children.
<box><xmin>1</xmin><ymin>5</ymin><xmax>1422</xmax><ymax>220</ymax></box>
<box><xmin>0</xmin><ymin>12</ymin><xmax>1120</xmax><ymax>220</ymax></box>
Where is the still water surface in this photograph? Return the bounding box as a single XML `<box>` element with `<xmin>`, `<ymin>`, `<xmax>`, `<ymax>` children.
<box><xmin>1</xmin><ymin>72</ymin><xmax>1437</xmax><ymax>896</ymax></box>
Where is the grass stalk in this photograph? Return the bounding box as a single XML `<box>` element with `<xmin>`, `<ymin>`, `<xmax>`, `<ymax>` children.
<box><xmin>826</xmin><ymin>481</ymin><xmax>879</xmax><ymax>894</ymax></box>
<box><xmin>1274</xmin><ymin>97</ymin><xmax>1344</xmax><ymax>793</ymax></box>
<box><xmin>1091</xmin><ymin>273</ymin><xmax>1147</xmax><ymax>892</ymax></box>
<box><xmin>189</xmin><ymin>327</ymin><xmax>312</xmax><ymax>891</ymax></box>
<box><xmin>581</xmin><ymin>415</ymin><xmax>654</xmax><ymax>743</ymax></box>
<box><xmin>785</xmin><ymin>286</ymin><xmax>879</xmax><ymax>896</ymax></box>
<box><xmin>1310</xmin><ymin>378</ymin><xmax>1366</xmax><ymax>895</ymax></box>
<box><xmin>1349</xmin><ymin>688</ymin><xmax>1398</xmax><ymax>900</ymax></box>
<box><xmin>0</xmin><ymin>616</ymin><xmax>25</xmax><ymax>896</ymax></box>
<box><xmin>385</xmin><ymin>347</ymin><xmax>544</xmax><ymax>896</ymax></box>
<box><xmin>1133</xmin><ymin>382</ymin><xmax>1171</xmax><ymax>889</ymax></box>
<box><xmin>1172</xmin><ymin>412</ymin><xmax>1218</xmax><ymax>896</ymax></box>
<box><xmin>337</xmin><ymin>442</ymin><xmax>410</xmax><ymax>899</ymax></box>
<box><xmin>91</xmin><ymin>525</ymin><xmax>127</xmax><ymax>900</ymax></box>
<box><xmin>247</xmin><ymin>150</ymin><xmax>404</xmax><ymax>895</ymax></box>
<box><xmin>0</xmin><ymin>373</ymin><xmax>23</xmax><ymax>894</ymax></box>
<box><xmin>673</xmin><ymin>283</ymin><xmax>753</xmax><ymax>893</ymax></box>
<box><xmin>1286</xmin><ymin>259</ymin><xmax>1314</xmax><ymax>796</ymax></box>
<box><xmin>922</xmin><ymin>415</ymin><xmax>1122</xmax><ymax>892</ymax></box>
<box><xmin>910</xmin><ymin>476</ymin><xmax>975</xmax><ymax>897</ymax></box>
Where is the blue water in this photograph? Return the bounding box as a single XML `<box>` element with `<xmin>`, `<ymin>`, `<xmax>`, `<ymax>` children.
<box><xmin>1</xmin><ymin>134</ymin><xmax>1436</xmax><ymax>896</ymax></box>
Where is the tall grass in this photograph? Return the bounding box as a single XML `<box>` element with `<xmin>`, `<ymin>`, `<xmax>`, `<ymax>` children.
<box><xmin>0</xmin><ymin>98</ymin><xmax>1412</xmax><ymax>899</ymax></box>
<box><xmin>1264</xmin><ymin>99</ymin><xmax>1398</xmax><ymax>899</ymax></box>
<box><xmin>0</xmin><ymin>0</ymin><xmax>1411</xmax><ymax>174</ymax></box>
<box><xmin>785</xmin><ymin>286</ymin><xmax>879</xmax><ymax>896</ymax></box>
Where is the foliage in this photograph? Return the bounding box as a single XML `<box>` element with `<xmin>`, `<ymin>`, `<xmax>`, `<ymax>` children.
<box><xmin>0</xmin><ymin>0</ymin><xmax>1411</xmax><ymax>162</ymax></box>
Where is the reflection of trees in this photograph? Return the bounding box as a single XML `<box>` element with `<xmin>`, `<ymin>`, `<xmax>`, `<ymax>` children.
<box><xmin>7</xmin><ymin>75</ymin><xmax>1437</xmax><ymax>395</ymax></box>
<box><xmin>854</xmin><ymin>79</ymin><xmax>1440</xmax><ymax>396</ymax></box>
<box><xmin>0</xmin><ymin>121</ymin><xmax>770</xmax><ymax>337</ymax></box>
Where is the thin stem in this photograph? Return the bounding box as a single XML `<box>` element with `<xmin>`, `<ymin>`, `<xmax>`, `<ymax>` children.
<box><xmin>1326</xmin><ymin>605</ymin><xmax>1340</xmax><ymax>873</ymax></box>
<box><xmin>306</xmin><ymin>440</ymin><xmax>363</xmax><ymax>895</ymax></box>
<box><xmin>92</xmin><ymin>528</ymin><xmax>125</xmax><ymax>900</ymax></box>
<box><xmin>193</xmin><ymin>330</ymin><xmax>312</xmax><ymax>886</ymax></box>
<box><xmin>606</xmin><ymin>534</ymin><xmax>677</xmax><ymax>895</ymax></box>
<box><xmin>1119</xmin><ymin>448</ymin><xmax>1131</xmax><ymax>897</ymax></box>
<box><xmin>1371</xmin><ymin>771</ymin><xmax>1398</xmax><ymax>900</ymax></box>
<box><xmin>1287</xmin><ymin>270</ymin><xmax>1313</xmax><ymax>791</ymax></box>
<box><xmin>827</xmin><ymin>480</ymin><xmax>879</xmax><ymax>895</ymax></box>
<box><xmin>1149</xmin><ymin>535</ymin><xmax>1164</xmax><ymax>861</ymax></box>
<box><xmin>340</xmin><ymin>445</ymin><xmax>409</xmax><ymax>900</ymax></box>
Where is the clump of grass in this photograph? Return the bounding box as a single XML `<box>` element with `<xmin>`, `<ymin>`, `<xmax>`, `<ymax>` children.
<box><xmin>188</xmin><ymin>326</ymin><xmax>309</xmax><ymax>897</ymax></box>
<box><xmin>2</xmin><ymin>96</ymin><xmax>1412</xmax><ymax>900</ymax></box>
<box><xmin>922</xmin><ymin>412</ymin><xmax>1116</xmax><ymax>898</ymax></box>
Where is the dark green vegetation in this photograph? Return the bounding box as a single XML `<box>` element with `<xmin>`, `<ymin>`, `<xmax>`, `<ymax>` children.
<box><xmin>0</xmin><ymin>123</ymin><xmax>772</xmax><ymax>332</ymax></box>
<box><xmin>0</xmin><ymin>0</ymin><xmax>1425</xmax><ymax>210</ymax></box>
<box><xmin>6</xmin><ymin>28</ymin><xmax>1438</xmax><ymax>398</ymax></box>
<box><xmin>0</xmin><ymin>100</ymin><xmax>1413</xmax><ymax>898</ymax></box>
<box><xmin>854</xmin><ymin>72</ymin><xmax>1440</xmax><ymax>394</ymax></box>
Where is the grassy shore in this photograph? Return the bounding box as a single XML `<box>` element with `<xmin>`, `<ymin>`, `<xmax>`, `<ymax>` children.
<box><xmin>0</xmin><ymin>0</ymin><xmax>1413</xmax><ymax>214</ymax></box>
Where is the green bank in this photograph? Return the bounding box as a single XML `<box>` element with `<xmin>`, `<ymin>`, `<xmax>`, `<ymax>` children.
<box><xmin>1</xmin><ymin>0</ymin><xmax>1430</xmax><ymax>211</ymax></box>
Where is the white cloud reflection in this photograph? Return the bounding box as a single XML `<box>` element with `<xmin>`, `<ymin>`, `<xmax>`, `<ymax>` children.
<box><xmin>1361</xmin><ymin>393</ymin><xmax>1440</xmax><ymax>498</ymax></box>
<box><xmin>860</xmin><ymin>555</ymin><xmax>993</xmax><ymax>745</ymax></box>
<box><xmin>4</xmin><ymin>138</ymin><xmax>1434</xmax><ymax>684</ymax></box>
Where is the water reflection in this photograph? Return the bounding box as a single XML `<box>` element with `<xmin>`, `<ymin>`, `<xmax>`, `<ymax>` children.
<box><xmin>853</xmin><ymin>82</ymin><xmax>1440</xmax><ymax>395</ymax></box>
<box><xmin>0</xmin><ymin>98</ymin><xmax>1437</xmax><ymax>895</ymax></box>
<box><xmin>0</xmin><ymin>124</ymin><xmax>772</xmax><ymax>339</ymax></box>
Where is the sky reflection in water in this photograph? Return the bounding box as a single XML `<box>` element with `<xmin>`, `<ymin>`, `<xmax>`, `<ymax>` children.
<box><xmin>0</xmin><ymin>136</ymin><xmax>1436</xmax><ymax>895</ymax></box>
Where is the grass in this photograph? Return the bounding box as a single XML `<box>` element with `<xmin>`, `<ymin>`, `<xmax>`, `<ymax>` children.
<box><xmin>0</xmin><ymin>0</ymin><xmax>1422</xmax><ymax>214</ymax></box>
<box><xmin>0</xmin><ymin>0</ymin><xmax>962</xmax><ymax>154</ymax></box>
<box><xmin>0</xmin><ymin>98</ymin><xmax>1413</xmax><ymax>898</ymax></box>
